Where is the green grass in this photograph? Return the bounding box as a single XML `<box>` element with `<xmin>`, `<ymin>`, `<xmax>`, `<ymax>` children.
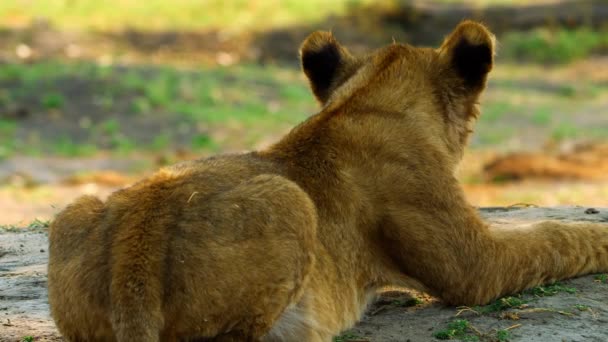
<box><xmin>1</xmin><ymin>0</ymin><xmax>606</xmax><ymax>66</ymax></box>
<box><xmin>496</xmin><ymin>329</ymin><xmax>510</xmax><ymax>342</ymax></box>
<box><xmin>476</xmin><ymin>296</ymin><xmax>527</xmax><ymax>314</ymax></box>
<box><xmin>151</xmin><ymin>133</ymin><xmax>171</xmax><ymax>151</ymax></box>
<box><xmin>191</xmin><ymin>134</ymin><xmax>218</xmax><ymax>152</ymax></box>
<box><xmin>501</xmin><ymin>28</ymin><xmax>608</xmax><ymax>64</ymax></box>
<box><xmin>474</xmin><ymin>126</ymin><xmax>514</xmax><ymax>146</ymax></box>
<box><xmin>524</xmin><ymin>282</ymin><xmax>576</xmax><ymax>297</ymax></box>
<box><xmin>0</xmin><ymin>118</ymin><xmax>17</xmax><ymax>159</ymax></box>
<box><xmin>101</xmin><ymin>119</ymin><xmax>120</xmax><ymax>136</ymax></box>
<box><xmin>42</xmin><ymin>92</ymin><xmax>65</xmax><ymax>109</ymax></box>
<box><xmin>551</xmin><ymin>122</ymin><xmax>581</xmax><ymax>141</ymax></box>
<box><xmin>0</xmin><ymin>223</ymin><xmax>19</xmax><ymax>231</ymax></box>
<box><xmin>393</xmin><ymin>297</ymin><xmax>423</xmax><ymax>307</ymax></box>
<box><xmin>594</xmin><ymin>274</ymin><xmax>608</xmax><ymax>283</ymax></box>
<box><xmin>111</xmin><ymin>135</ymin><xmax>136</xmax><ymax>155</ymax></box>
<box><xmin>0</xmin><ymin>61</ymin><xmax>315</xmax><ymax>156</ymax></box>
<box><xmin>434</xmin><ymin>285</ymin><xmax>578</xmax><ymax>341</ymax></box>
<box><xmin>0</xmin><ymin>0</ymin><xmax>377</xmax><ymax>32</ymax></box>
<box><xmin>480</xmin><ymin>101</ymin><xmax>515</xmax><ymax>123</ymax></box>
<box><xmin>333</xmin><ymin>332</ymin><xmax>366</xmax><ymax>342</ymax></box>
<box><xmin>473</xmin><ymin>282</ymin><xmax>576</xmax><ymax>315</ymax></box>
<box><xmin>473</xmin><ymin>66</ymin><xmax>608</xmax><ymax>149</ymax></box>
<box><xmin>51</xmin><ymin>136</ymin><xmax>98</xmax><ymax>157</ymax></box>
<box><xmin>0</xmin><ymin>218</ymin><xmax>49</xmax><ymax>231</ymax></box>
<box><xmin>433</xmin><ymin>319</ymin><xmax>478</xmax><ymax>341</ymax></box>
<box><xmin>1</xmin><ymin>54</ymin><xmax>606</xmax><ymax>157</ymax></box>
<box><xmin>531</xmin><ymin>107</ymin><xmax>551</xmax><ymax>126</ymax></box>
<box><xmin>21</xmin><ymin>336</ymin><xmax>34</xmax><ymax>342</ymax></box>
<box><xmin>27</xmin><ymin>218</ymin><xmax>50</xmax><ymax>229</ymax></box>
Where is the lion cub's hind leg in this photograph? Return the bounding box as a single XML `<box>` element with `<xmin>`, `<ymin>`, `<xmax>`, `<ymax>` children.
<box><xmin>48</xmin><ymin>195</ymin><xmax>115</xmax><ymax>341</ymax></box>
<box><xmin>167</xmin><ymin>175</ymin><xmax>318</xmax><ymax>341</ymax></box>
<box><xmin>262</xmin><ymin>295</ymin><xmax>333</xmax><ymax>342</ymax></box>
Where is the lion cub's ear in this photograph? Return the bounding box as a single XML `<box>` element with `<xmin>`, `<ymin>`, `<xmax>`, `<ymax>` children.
<box><xmin>300</xmin><ymin>31</ymin><xmax>357</xmax><ymax>105</ymax></box>
<box><xmin>439</xmin><ymin>21</ymin><xmax>495</xmax><ymax>91</ymax></box>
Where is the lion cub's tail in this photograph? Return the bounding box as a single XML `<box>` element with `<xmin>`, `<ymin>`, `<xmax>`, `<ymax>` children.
<box><xmin>108</xmin><ymin>190</ymin><xmax>171</xmax><ymax>342</ymax></box>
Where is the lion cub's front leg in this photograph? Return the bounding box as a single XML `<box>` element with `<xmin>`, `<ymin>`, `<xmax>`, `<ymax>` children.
<box><xmin>382</xmin><ymin>199</ymin><xmax>608</xmax><ymax>306</ymax></box>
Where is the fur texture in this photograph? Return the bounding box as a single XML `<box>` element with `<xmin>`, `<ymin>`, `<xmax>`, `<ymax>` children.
<box><xmin>48</xmin><ymin>21</ymin><xmax>608</xmax><ymax>341</ymax></box>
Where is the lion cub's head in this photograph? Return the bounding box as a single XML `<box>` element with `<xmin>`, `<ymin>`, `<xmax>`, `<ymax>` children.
<box><xmin>299</xmin><ymin>21</ymin><xmax>495</xmax><ymax>166</ymax></box>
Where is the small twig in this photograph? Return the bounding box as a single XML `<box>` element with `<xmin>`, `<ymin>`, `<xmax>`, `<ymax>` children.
<box><xmin>500</xmin><ymin>312</ymin><xmax>521</xmax><ymax>320</ymax></box>
<box><xmin>508</xmin><ymin>202</ymin><xmax>538</xmax><ymax>208</ymax></box>
<box><xmin>519</xmin><ymin>308</ymin><xmax>575</xmax><ymax>317</ymax></box>
<box><xmin>455</xmin><ymin>306</ymin><xmax>480</xmax><ymax>317</ymax></box>
<box><xmin>468</xmin><ymin>323</ymin><xmax>483</xmax><ymax>337</ymax></box>
<box><xmin>587</xmin><ymin>308</ymin><xmax>599</xmax><ymax>319</ymax></box>
<box><xmin>369</xmin><ymin>305</ymin><xmax>389</xmax><ymax>316</ymax></box>
<box><xmin>505</xmin><ymin>323</ymin><xmax>522</xmax><ymax>331</ymax></box>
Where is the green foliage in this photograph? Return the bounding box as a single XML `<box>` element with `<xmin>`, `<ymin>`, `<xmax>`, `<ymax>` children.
<box><xmin>42</xmin><ymin>92</ymin><xmax>65</xmax><ymax>109</ymax></box>
<box><xmin>0</xmin><ymin>119</ymin><xmax>17</xmax><ymax>133</ymax></box>
<box><xmin>551</xmin><ymin>123</ymin><xmax>580</xmax><ymax>141</ymax></box>
<box><xmin>496</xmin><ymin>329</ymin><xmax>510</xmax><ymax>341</ymax></box>
<box><xmin>333</xmin><ymin>332</ymin><xmax>365</xmax><ymax>342</ymax></box>
<box><xmin>433</xmin><ymin>320</ymin><xmax>478</xmax><ymax>341</ymax></box>
<box><xmin>473</xmin><ymin>282</ymin><xmax>576</xmax><ymax>318</ymax></box>
<box><xmin>475</xmin><ymin>126</ymin><xmax>514</xmax><ymax>146</ymax></box>
<box><xmin>111</xmin><ymin>135</ymin><xmax>136</xmax><ymax>155</ymax></box>
<box><xmin>502</xmin><ymin>28</ymin><xmax>608</xmax><ymax>64</ymax></box>
<box><xmin>393</xmin><ymin>297</ymin><xmax>423</xmax><ymax>307</ymax></box>
<box><xmin>0</xmin><ymin>61</ymin><xmax>313</xmax><ymax>156</ymax></box>
<box><xmin>144</xmin><ymin>72</ymin><xmax>176</xmax><ymax>108</ymax></box>
<box><xmin>480</xmin><ymin>101</ymin><xmax>514</xmax><ymax>123</ymax></box>
<box><xmin>101</xmin><ymin>119</ymin><xmax>120</xmax><ymax>136</ymax></box>
<box><xmin>531</xmin><ymin>107</ymin><xmax>551</xmax><ymax>126</ymax></box>
<box><xmin>476</xmin><ymin>296</ymin><xmax>527</xmax><ymax>314</ymax></box>
<box><xmin>191</xmin><ymin>134</ymin><xmax>216</xmax><ymax>151</ymax></box>
<box><xmin>574</xmin><ymin>304</ymin><xmax>589</xmax><ymax>311</ymax></box>
<box><xmin>0</xmin><ymin>223</ymin><xmax>19</xmax><ymax>231</ymax></box>
<box><xmin>525</xmin><ymin>282</ymin><xmax>576</xmax><ymax>297</ymax></box>
<box><xmin>131</xmin><ymin>96</ymin><xmax>153</xmax><ymax>114</ymax></box>
<box><xmin>51</xmin><ymin>136</ymin><xmax>97</xmax><ymax>157</ymax></box>
<box><xmin>594</xmin><ymin>274</ymin><xmax>608</xmax><ymax>283</ymax></box>
<box><xmin>27</xmin><ymin>218</ymin><xmax>50</xmax><ymax>229</ymax></box>
<box><xmin>21</xmin><ymin>336</ymin><xmax>34</xmax><ymax>342</ymax></box>
<box><xmin>152</xmin><ymin>133</ymin><xmax>171</xmax><ymax>151</ymax></box>
<box><xmin>0</xmin><ymin>0</ymin><xmax>373</xmax><ymax>31</ymax></box>
<box><xmin>0</xmin><ymin>119</ymin><xmax>17</xmax><ymax>157</ymax></box>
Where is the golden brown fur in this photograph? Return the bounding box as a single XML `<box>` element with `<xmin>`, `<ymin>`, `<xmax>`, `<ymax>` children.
<box><xmin>48</xmin><ymin>21</ymin><xmax>608</xmax><ymax>341</ymax></box>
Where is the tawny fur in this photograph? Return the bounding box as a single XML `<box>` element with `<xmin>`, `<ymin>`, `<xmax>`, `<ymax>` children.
<box><xmin>48</xmin><ymin>21</ymin><xmax>608</xmax><ymax>342</ymax></box>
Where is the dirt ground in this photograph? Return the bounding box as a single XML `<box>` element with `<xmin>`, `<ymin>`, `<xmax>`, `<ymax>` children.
<box><xmin>1</xmin><ymin>206</ymin><xmax>607</xmax><ymax>342</ymax></box>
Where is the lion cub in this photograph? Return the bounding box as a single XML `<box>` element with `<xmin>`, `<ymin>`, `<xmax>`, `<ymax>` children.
<box><xmin>48</xmin><ymin>21</ymin><xmax>608</xmax><ymax>341</ymax></box>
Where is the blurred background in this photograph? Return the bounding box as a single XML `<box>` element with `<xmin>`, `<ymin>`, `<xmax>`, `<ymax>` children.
<box><xmin>0</xmin><ymin>0</ymin><xmax>607</xmax><ymax>225</ymax></box>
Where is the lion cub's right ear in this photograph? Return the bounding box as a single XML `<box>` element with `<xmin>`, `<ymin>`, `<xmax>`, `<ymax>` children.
<box><xmin>300</xmin><ymin>31</ymin><xmax>357</xmax><ymax>105</ymax></box>
<box><xmin>438</xmin><ymin>21</ymin><xmax>495</xmax><ymax>92</ymax></box>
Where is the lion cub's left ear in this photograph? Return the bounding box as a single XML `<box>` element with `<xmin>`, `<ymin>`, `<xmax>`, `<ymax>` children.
<box><xmin>439</xmin><ymin>21</ymin><xmax>495</xmax><ymax>91</ymax></box>
<box><xmin>300</xmin><ymin>31</ymin><xmax>358</xmax><ymax>105</ymax></box>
